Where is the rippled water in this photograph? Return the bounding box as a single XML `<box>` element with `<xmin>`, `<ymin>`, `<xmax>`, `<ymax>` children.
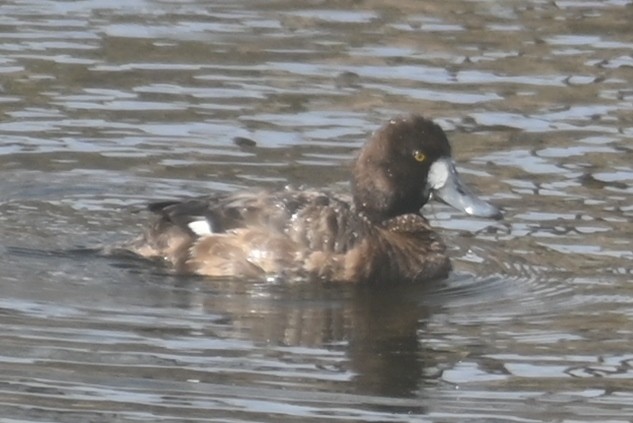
<box><xmin>1</xmin><ymin>0</ymin><xmax>633</xmax><ymax>421</ymax></box>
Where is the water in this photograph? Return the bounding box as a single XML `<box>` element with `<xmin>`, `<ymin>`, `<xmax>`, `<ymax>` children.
<box><xmin>1</xmin><ymin>0</ymin><xmax>632</xmax><ymax>421</ymax></box>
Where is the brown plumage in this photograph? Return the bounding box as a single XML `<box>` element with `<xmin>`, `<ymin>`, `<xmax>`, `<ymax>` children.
<box><xmin>126</xmin><ymin>115</ymin><xmax>501</xmax><ymax>283</ymax></box>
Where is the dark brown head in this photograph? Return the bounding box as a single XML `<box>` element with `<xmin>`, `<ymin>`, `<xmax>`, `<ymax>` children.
<box><xmin>352</xmin><ymin>115</ymin><xmax>501</xmax><ymax>222</ymax></box>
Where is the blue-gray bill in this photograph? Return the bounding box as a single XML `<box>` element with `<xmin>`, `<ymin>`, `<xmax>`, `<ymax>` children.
<box><xmin>427</xmin><ymin>158</ymin><xmax>502</xmax><ymax>220</ymax></box>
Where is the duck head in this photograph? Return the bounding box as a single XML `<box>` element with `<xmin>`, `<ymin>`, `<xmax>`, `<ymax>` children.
<box><xmin>352</xmin><ymin>115</ymin><xmax>501</xmax><ymax>222</ymax></box>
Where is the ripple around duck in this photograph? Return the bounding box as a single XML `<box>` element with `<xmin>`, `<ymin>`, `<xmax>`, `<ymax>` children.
<box><xmin>428</xmin><ymin>228</ymin><xmax>582</xmax><ymax>321</ymax></box>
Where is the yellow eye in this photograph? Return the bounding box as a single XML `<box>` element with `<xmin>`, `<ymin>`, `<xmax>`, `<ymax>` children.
<box><xmin>413</xmin><ymin>150</ymin><xmax>426</xmax><ymax>162</ymax></box>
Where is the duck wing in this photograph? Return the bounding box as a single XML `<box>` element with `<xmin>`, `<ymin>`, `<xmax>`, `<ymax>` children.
<box><xmin>146</xmin><ymin>189</ymin><xmax>361</xmax><ymax>251</ymax></box>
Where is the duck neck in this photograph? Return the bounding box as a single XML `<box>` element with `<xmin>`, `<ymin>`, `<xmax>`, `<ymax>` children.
<box><xmin>352</xmin><ymin>180</ymin><xmax>424</xmax><ymax>223</ymax></box>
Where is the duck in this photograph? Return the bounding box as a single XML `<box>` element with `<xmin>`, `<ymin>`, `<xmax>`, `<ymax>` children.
<box><xmin>126</xmin><ymin>115</ymin><xmax>501</xmax><ymax>283</ymax></box>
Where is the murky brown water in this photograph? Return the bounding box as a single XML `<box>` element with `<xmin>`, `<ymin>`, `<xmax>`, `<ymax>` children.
<box><xmin>1</xmin><ymin>0</ymin><xmax>633</xmax><ymax>421</ymax></box>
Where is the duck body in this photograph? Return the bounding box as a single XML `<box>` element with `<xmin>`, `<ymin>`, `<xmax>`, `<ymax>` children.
<box><xmin>127</xmin><ymin>115</ymin><xmax>501</xmax><ymax>283</ymax></box>
<box><xmin>130</xmin><ymin>188</ymin><xmax>450</xmax><ymax>282</ymax></box>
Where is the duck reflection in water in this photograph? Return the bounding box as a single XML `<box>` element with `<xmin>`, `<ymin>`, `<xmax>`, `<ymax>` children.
<box><xmin>192</xmin><ymin>278</ymin><xmax>449</xmax><ymax>403</ymax></box>
<box><xmin>125</xmin><ymin>115</ymin><xmax>501</xmax><ymax>283</ymax></box>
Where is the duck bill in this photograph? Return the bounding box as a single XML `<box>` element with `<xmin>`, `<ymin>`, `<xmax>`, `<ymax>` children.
<box><xmin>427</xmin><ymin>158</ymin><xmax>502</xmax><ymax>219</ymax></box>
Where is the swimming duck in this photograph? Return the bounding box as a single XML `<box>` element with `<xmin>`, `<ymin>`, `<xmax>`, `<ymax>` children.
<box><xmin>127</xmin><ymin>115</ymin><xmax>501</xmax><ymax>283</ymax></box>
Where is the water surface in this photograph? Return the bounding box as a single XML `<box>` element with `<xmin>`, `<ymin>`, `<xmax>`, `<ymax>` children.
<box><xmin>1</xmin><ymin>0</ymin><xmax>633</xmax><ymax>421</ymax></box>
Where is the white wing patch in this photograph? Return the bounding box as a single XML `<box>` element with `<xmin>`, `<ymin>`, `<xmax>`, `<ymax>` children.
<box><xmin>188</xmin><ymin>219</ymin><xmax>213</xmax><ymax>236</ymax></box>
